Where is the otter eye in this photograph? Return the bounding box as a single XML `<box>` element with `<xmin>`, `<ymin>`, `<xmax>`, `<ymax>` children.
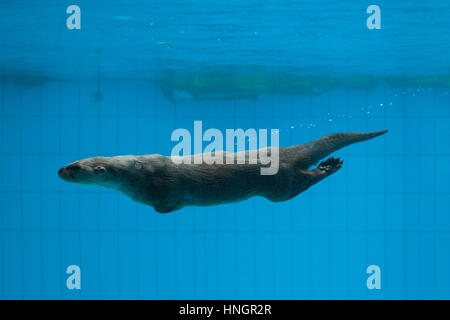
<box><xmin>94</xmin><ymin>166</ymin><xmax>106</xmax><ymax>174</ymax></box>
<box><xmin>134</xmin><ymin>161</ymin><xmax>143</xmax><ymax>170</ymax></box>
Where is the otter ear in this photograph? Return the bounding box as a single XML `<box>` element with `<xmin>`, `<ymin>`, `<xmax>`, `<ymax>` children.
<box><xmin>133</xmin><ymin>160</ymin><xmax>157</xmax><ymax>173</ymax></box>
<box><xmin>94</xmin><ymin>166</ymin><xmax>106</xmax><ymax>174</ymax></box>
<box><xmin>134</xmin><ymin>161</ymin><xmax>143</xmax><ymax>170</ymax></box>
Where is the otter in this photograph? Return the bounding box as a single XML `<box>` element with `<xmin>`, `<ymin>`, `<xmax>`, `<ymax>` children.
<box><xmin>58</xmin><ymin>130</ymin><xmax>387</xmax><ymax>213</ymax></box>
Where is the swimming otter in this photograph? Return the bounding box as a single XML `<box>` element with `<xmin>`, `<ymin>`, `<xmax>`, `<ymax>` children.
<box><xmin>58</xmin><ymin>130</ymin><xmax>387</xmax><ymax>213</ymax></box>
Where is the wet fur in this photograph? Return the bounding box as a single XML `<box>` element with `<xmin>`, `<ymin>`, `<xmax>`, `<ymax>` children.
<box><xmin>58</xmin><ymin>130</ymin><xmax>387</xmax><ymax>213</ymax></box>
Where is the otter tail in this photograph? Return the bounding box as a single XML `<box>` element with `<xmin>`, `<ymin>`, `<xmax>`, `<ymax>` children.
<box><xmin>304</xmin><ymin>130</ymin><xmax>388</xmax><ymax>166</ymax></box>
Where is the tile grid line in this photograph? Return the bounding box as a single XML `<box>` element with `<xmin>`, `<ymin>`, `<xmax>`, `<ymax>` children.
<box><xmin>153</xmin><ymin>83</ymin><xmax>159</xmax><ymax>299</ymax></box>
<box><xmin>135</xmin><ymin>71</ymin><xmax>141</xmax><ymax>300</ymax></box>
<box><xmin>96</xmin><ymin>63</ymin><xmax>102</xmax><ymax>299</ymax></box>
<box><xmin>77</xmin><ymin>76</ymin><xmax>82</xmax><ymax>299</ymax></box>
<box><xmin>289</xmin><ymin>96</ymin><xmax>295</xmax><ymax>298</ymax></box>
<box><xmin>57</xmin><ymin>81</ymin><xmax>63</xmax><ymax>298</ymax></box>
<box><xmin>2</xmin><ymin>228</ymin><xmax>450</xmax><ymax>234</ymax></box>
<box><xmin>3</xmin><ymin>114</ymin><xmax>449</xmax><ymax>120</ymax></box>
<box><xmin>383</xmin><ymin>84</ymin><xmax>388</xmax><ymax>299</ymax></box>
<box><xmin>192</xmin><ymin>97</ymin><xmax>198</xmax><ymax>299</ymax></box>
<box><xmin>344</xmin><ymin>89</ymin><xmax>350</xmax><ymax>298</ymax></box>
<box><xmin>432</xmin><ymin>86</ymin><xmax>438</xmax><ymax>298</ymax></box>
<box><xmin>19</xmin><ymin>86</ymin><xmax>24</xmax><ymax>299</ymax></box>
<box><xmin>233</xmin><ymin>99</ymin><xmax>238</xmax><ymax>298</ymax></box>
<box><xmin>401</xmin><ymin>91</ymin><xmax>407</xmax><ymax>298</ymax></box>
<box><xmin>116</xmin><ymin>79</ymin><xmax>122</xmax><ymax>298</ymax></box>
<box><xmin>271</xmin><ymin>95</ymin><xmax>276</xmax><ymax>298</ymax></box>
<box><xmin>327</xmin><ymin>90</ymin><xmax>332</xmax><ymax>299</ymax></box>
<box><xmin>39</xmin><ymin>82</ymin><xmax>45</xmax><ymax>298</ymax></box>
<box><xmin>0</xmin><ymin>77</ymin><xmax>4</xmax><ymax>299</ymax></box>
<box><xmin>173</xmin><ymin>86</ymin><xmax>178</xmax><ymax>299</ymax></box>
<box><xmin>3</xmin><ymin>190</ymin><xmax>450</xmax><ymax>197</ymax></box>
<box><xmin>308</xmin><ymin>95</ymin><xmax>313</xmax><ymax>297</ymax></box>
<box><xmin>364</xmin><ymin>89</ymin><xmax>369</xmax><ymax>300</ymax></box>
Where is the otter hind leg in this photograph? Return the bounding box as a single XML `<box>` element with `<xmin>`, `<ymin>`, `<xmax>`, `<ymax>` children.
<box><xmin>316</xmin><ymin>156</ymin><xmax>343</xmax><ymax>175</ymax></box>
<box><xmin>302</xmin><ymin>156</ymin><xmax>343</xmax><ymax>186</ymax></box>
<box><xmin>264</xmin><ymin>157</ymin><xmax>343</xmax><ymax>203</ymax></box>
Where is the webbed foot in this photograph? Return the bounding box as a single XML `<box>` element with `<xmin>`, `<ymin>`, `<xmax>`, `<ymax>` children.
<box><xmin>317</xmin><ymin>156</ymin><xmax>343</xmax><ymax>174</ymax></box>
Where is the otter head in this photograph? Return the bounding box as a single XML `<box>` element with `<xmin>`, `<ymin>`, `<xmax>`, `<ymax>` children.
<box><xmin>58</xmin><ymin>154</ymin><xmax>171</xmax><ymax>209</ymax></box>
<box><xmin>58</xmin><ymin>156</ymin><xmax>148</xmax><ymax>189</ymax></box>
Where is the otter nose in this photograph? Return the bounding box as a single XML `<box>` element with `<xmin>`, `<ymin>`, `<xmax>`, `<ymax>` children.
<box><xmin>67</xmin><ymin>163</ymin><xmax>81</xmax><ymax>171</ymax></box>
<box><xmin>59</xmin><ymin>163</ymin><xmax>81</xmax><ymax>177</ymax></box>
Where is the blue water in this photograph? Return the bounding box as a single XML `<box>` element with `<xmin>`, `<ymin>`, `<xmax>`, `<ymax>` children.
<box><xmin>0</xmin><ymin>1</ymin><xmax>449</xmax><ymax>299</ymax></box>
